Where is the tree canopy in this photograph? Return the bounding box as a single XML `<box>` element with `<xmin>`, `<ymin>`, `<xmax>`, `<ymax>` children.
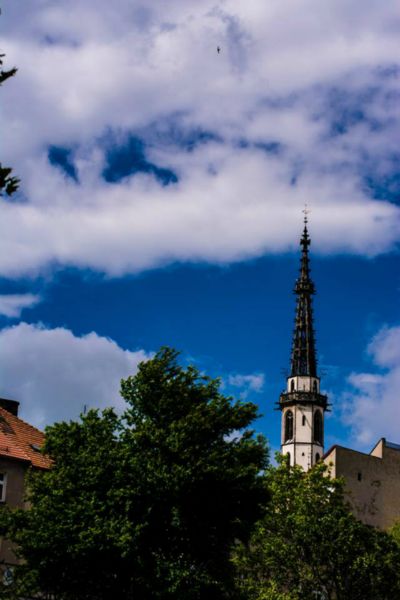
<box><xmin>2</xmin><ymin>349</ymin><xmax>399</xmax><ymax>600</ymax></box>
<box><xmin>233</xmin><ymin>456</ymin><xmax>400</xmax><ymax>600</ymax></box>
<box><xmin>0</xmin><ymin>348</ymin><xmax>268</xmax><ymax>599</ymax></box>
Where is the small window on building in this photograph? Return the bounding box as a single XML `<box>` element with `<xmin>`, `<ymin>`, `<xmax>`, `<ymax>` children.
<box><xmin>0</xmin><ymin>474</ymin><xmax>7</xmax><ymax>502</ymax></box>
<box><xmin>357</xmin><ymin>472</ymin><xmax>362</xmax><ymax>481</ymax></box>
<box><xmin>315</xmin><ymin>453</ymin><xmax>320</xmax><ymax>463</ymax></box>
<box><xmin>302</xmin><ymin>415</ymin><xmax>306</xmax><ymax>426</ymax></box>
<box><xmin>313</xmin><ymin>380</ymin><xmax>318</xmax><ymax>393</ymax></box>
<box><xmin>291</xmin><ymin>380</ymin><xmax>295</xmax><ymax>392</ymax></box>
<box><xmin>285</xmin><ymin>410</ymin><xmax>293</xmax><ymax>442</ymax></box>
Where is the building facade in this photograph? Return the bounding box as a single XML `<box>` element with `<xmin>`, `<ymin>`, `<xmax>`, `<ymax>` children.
<box><xmin>324</xmin><ymin>438</ymin><xmax>400</xmax><ymax>530</ymax></box>
<box><xmin>0</xmin><ymin>397</ymin><xmax>50</xmax><ymax>571</ymax></box>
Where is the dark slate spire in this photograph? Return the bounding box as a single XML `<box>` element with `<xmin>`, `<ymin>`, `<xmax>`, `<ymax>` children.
<box><xmin>290</xmin><ymin>217</ymin><xmax>318</xmax><ymax>377</ymax></box>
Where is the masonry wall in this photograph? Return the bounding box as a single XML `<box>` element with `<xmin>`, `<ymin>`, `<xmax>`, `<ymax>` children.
<box><xmin>0</xmin><ymin>457</ymin><xmax>28</xmax><ymax>566</ymax></box>
<box><xmin>325</xmin><ymin>440</ymin><xmax>400</xmax><ymax>530</ymax></box>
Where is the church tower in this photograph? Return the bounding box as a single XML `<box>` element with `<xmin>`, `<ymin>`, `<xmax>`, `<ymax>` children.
<box><xmin>279</xmin><ymin>215</ymin><xmax>328</xmax><ymax>470</ymax></box>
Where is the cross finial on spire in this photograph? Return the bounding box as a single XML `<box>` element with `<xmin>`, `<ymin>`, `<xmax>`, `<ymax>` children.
<box><xmin>302</xmin><ymin>203</ymin><xmax>311</xmax><ymax>225</ymax></box>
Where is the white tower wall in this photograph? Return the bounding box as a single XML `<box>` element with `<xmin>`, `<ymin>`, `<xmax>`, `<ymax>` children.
<box><xmin>281</xmin><ymin>404</ymin><xmax>324</xmax><ymax>471</ymax></box>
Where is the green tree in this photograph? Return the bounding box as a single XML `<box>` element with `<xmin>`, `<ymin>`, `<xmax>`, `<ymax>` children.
<box><xmin>0</xmin><ymin>409</ymin><xmax>123</xmax><ymax>599</ymax></box>
<box><xmin>0</xmin><ymin>53</ymin><xmax>19</xmax><ymax>196</ymax></box>
<box><xmin>234</xmin><ymin>456</ymin><xmax>400</xmax><ymax>600</ymax></box>
<box><xmin>0</xmin><ymin>348</ymin><xmax>268</xmax><ymax>599</ymax></box>
<box><xmin>390</xmin><ymin>520</ymin><xmax>400</xmax><ymax>547</ymax></box>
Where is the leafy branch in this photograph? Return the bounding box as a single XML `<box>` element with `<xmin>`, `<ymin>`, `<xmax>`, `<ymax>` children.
<box><xmin>0</xmin><ymin>52</ymin><xmax>19</xmax><ymax>196</ymax></box>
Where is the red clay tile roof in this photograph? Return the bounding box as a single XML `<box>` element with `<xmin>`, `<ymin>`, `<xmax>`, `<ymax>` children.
<box><xmin>0</xmin><ymin>407</ymin><xmax>51</xmax><ymax>469</ymax></box>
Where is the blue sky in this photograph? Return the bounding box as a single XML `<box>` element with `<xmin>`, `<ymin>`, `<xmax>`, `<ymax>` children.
<box><xmin>0</xmin><ymin>0</ymin><xmax>399</xmax><ymax>455</ymax></box>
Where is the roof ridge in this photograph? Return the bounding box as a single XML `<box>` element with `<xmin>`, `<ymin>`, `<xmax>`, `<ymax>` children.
<box><xmin>0</xmin><ymin>407</ymin><xmax>45</xmax><ymax>436</ymax></box>
<box><xmin>0</xmin><ymin>408</ymin><xmax>51</xmax><ymax>469</ymax></box>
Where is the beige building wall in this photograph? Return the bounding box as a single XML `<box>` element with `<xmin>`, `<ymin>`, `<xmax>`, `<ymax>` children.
<box><xmin>0</xmin><ymin>457</ymin><xmax>29</xmax><ymax>566</ymax></box>
<box><xmin>324</xmin><ymin>438</ymin><xmax>400</xmax><ymax>530</ymax></box>
<box><xmin>0</xmin><ymin>400</ymin><xmax>50</xmax><ymax>581</ymax></box>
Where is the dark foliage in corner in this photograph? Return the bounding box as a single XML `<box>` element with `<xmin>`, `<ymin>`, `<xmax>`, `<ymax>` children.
<box><xmin>0</xmin><ymin>53</ymin><xmax>19</xmax><ymax>196</ymax></box>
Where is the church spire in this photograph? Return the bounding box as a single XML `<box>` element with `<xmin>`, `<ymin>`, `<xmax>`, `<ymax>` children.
<box><xmin>290</xmin><ymin>216</ymin><xmax>318</xmax><ymax>377</ymax></box>
<box><xmin>278</xmin><ymin>209</ymin><xmax>328</xmax><ymax>471</ymax></box>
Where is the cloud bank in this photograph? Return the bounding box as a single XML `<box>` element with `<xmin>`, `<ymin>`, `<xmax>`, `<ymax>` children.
<box><xmin>342</xmin><ymin>325</ymin><xmax>400</xmax><ymax>447</ymax></box>
<box><xmin>1</xmin><ymin>0</ymin><xmax>399</xmax><ymax>278</ymax></box>
<box><xmin>0</xmin><ymin>322</ymin><xmax>149</xmax><ymax>429</ymax></box>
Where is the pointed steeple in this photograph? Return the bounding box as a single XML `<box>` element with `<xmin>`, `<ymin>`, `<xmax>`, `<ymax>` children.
<box><xmin>278</xmin><ymin>210</ymin><xmax>328</xmax><ymax>471</ymax></box>
<box><xmin>290</xmin><ymin>217</ymin><xmax>317</xmax><ymax>377</ymax></box>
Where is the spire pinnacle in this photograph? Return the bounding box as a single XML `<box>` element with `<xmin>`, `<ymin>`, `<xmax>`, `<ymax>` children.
<box><xmin>290</xmin><ymin>212</ymin><xmax>317</xmax><ymax>377</ymax></box>
<box><xmin>302</xmin><ymin>202</ymin><xmax>310</xmax><ymax>225</ymax></box>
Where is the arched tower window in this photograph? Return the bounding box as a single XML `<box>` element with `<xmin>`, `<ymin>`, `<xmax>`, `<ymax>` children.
<box><xmin>313</xmin><ymin>380</ymin><xmax>317</xmax><ymax>393</ymax></box>
<box><xmin>302</xmin><ymin>415</ymin><xmax>306</xmax><ymax>426</ymax></box>
<box><xmin>313</xmin><ymin>410</ymin><xmax>323</xmax><ymax>445</ymax></box>
<box><xmin>291</xmin><ymin>379</ymin><xmax>295</xmax><ymax>392</ymax></box>
<box><xmin>285</xmin><ymin>410</ymin><xmax>293</xmax><ymax>442</ymax></box>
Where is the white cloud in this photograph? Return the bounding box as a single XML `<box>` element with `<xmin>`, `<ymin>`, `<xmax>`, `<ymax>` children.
<box><xmin>0</xmin><ymin>294</ymin><xmax>40</xmax><ymax>317</ymax></box>
<box><xmin>0</xmin><ymin>322</ymin><xmax>150</xmax><ymax>429</ymax></box>
<box><xmin>0</xmin><ymin>0</ymin><xmax>399</xmax><ymax>278</ymax></box>
<box><xmin>366</xmin><ymin>326</ymin><xmax>400</xmax><ymax>368</ymax></box>
<box><xmin>0</xmin><ymin>146</ymin><xmax>398</xmax><ymax>278</ymax></box>
<box><xmin>342</xmin><ymin>326</ymin><xmax>400</xmax><ymax>447</ymax></box>
<box><xmin>228</xmin><ymin>372</ymin><xmax>265</xmax><ymax>396</ymax></box>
